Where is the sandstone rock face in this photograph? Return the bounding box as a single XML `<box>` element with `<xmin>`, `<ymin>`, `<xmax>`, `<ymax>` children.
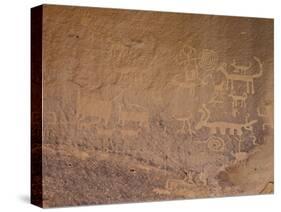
<box><xmin>31</xmin><ymin>4</ymin><xmax>274</xmax><ymax>208</ymax></box>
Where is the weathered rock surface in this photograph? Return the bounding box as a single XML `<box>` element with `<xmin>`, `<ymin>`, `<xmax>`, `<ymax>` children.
<box><xmin>31</xmin><ymin>4</ymin><xmax>274</xmax><ymax>208</ymax></box>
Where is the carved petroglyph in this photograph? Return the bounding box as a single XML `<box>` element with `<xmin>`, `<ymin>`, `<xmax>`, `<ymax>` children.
<box><xmin>257</xmin><ymin>104</ymin><xmax>273</xmax><ymax>130</ymax></box>
<box><xmin>230</xmin><ymin>151</ymin><xmax>249</xmax><ymax>166</ymax></box>
<box><xmin>209</xmin><ymin>81</ymin><xmax>226</xmax><ymax>105</ymax></box>
<box><xmin>207</xmin><ymin>136</ymin><xmax>225</xmax><ymax>152</ymax></box>
<box><xmin>174</xmin><ymin>45</ymin><xmax>197</xmax><ymax>68</ymax></box>
<box><xmin>229</xmin><ymin>92</ymin><xmax>247</xmax><ymax>108</ymax></box>
<box><xmin>230</xmin><ymin>59</ymin><xmax>252</xmax><ymax>75</ymax></box>
<box><xmin>172</xmin><ymin>113</ymin><xmax>195</xmax><ymax>136</ymax></box>
<box><xmin>198</xmin><ymin>49</ymin><xmax>219</xmax><ymax>71</ymax></box>
<box><xmin>196</xmin><ymin>104</ymin><xmax>257</xmax><ymax>136</ymax></box>
<box><xmin>219</xmin><ymin>57</ymin><xmax>263</xmax><ymax>94</ymax></box>
<box><xmin>163</xmin><ymin>169</ymin><xmax>209</xmax><ymax>194</ymax></box>
<box><xmin>229</xmin><ymin>92</ymin><xmax>248</xmax><ymax>117</ymax></box>
<box><xmin>199</xmin><ymin>168</ymin><xmax>208</xmax><ymax>186</ymax></box>
<box><xmin>40</xmin><ymin>7</ymin><xmax>273</xmax><ymax>207</ymax></box>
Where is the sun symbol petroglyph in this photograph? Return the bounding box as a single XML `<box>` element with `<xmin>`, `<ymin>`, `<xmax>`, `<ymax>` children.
<box><xmin>198</xmin><ymin>49</ymin><xmax>219</xmax><ymax>71</ymax></box>
<box><xmin>207</xmin><ymin>136</ymin><xmax>225</xmax><ymax>152</ymax></box>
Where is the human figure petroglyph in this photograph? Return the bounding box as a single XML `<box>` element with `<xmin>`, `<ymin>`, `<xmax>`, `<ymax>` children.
<box><xmin>218</xmin><ymin>57</ymin><xmax>263</xmax><ymax>94</ymax></box>
<box><xmin>196</xmin><ymin>104</ymin><xmax>257</xmax><ymax>136</ymax></box>
<box><xmin>230</xmin><ymin>59</ymin><xmax>252</xmax><ymax>75</ymax></box>
<box><xmin>174</xmin><ymin>45</ymin><xmax>197</xmax><ymax>68</ymax></box>
<box><xmin>184</xmin><ymin>170</ymin><xmax>196</xmax><ymax>184</ymax></box>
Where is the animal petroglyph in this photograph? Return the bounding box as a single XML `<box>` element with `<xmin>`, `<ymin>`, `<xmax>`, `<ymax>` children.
<box><xmin>257</xmin><ymin>104</ymin><xmax>273</xmax><ymax>130</ymax></box>
<box><xmin>172</xmin><ymin>113</ymin><xmax>195</xmax><ymax>136</ymax></box>
<box><xmin>229</xmin><ymin>92</ymin><xmax>248</xmax><ymax>117</ymax></box>
<box><xmin>36</xmin><ymin>5</ymin><xmax>274</xmax><ymax>207</ymax></box>
<box><xmin>165</xmin><ymin>179</ymin><xmax>193</xmax><ymax>191</ymax></box>
<box><xmin>196</xmin><ymin>104</ymin><xmax>257</xmax><ymax>135</ymax></box>
<box><xmin>164</xmin><ymin>170</ymin><xmax>208</xmax><ymax>193</ymax></box>
<box><xmin>218</xmin><ymin>57</ymin><xmax>263</xmax><ymax>94</ymax></box>
<box><xmin>230</xmin><ymin>151</ymin><xmax>249</xmax><ymax>166</ymax></box>
<box><xmin>229</xmin><ymin>92</ymin><xmax>247</xmax><ymax>108</ymax></box>
<box><xmin>230</xmin><ymin>59</ymin><xmax>252</xmax><ymax>75</ymax></box>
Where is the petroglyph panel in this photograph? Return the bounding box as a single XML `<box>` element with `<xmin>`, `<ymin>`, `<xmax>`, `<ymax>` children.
<box><xmin>31</xmin><ymin>4</ymin><xmax>274</xmax><ymax>208</ymax></box>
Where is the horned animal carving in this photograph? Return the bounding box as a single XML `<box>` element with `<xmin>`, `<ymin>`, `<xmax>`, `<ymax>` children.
<box><xmin>218</xmin><ymin>57</ymin><xmax>263</xmax><ymax>94</ymax></box>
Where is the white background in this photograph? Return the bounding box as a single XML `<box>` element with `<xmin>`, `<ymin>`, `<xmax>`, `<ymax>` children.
<box><xmin>0</xmin><ymin>0</ymin><xmax>279</xmax><ymax>211</ymax></box>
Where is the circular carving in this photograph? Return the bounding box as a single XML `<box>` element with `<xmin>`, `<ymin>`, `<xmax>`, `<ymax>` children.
<box><xmin>199</xmin><ymin>49</ymin><xmax>219</xmax><ymax>71</ymax></box>
<box><xmin>207</xmin><ymin>136</ymin><xmax>225</xmax><ymax>152</ymax></box>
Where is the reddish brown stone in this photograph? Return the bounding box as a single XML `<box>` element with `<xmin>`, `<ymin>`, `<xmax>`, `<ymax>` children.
<box><xmin>31</xmin><ymin>4</ymin><xmax>274</xmax><ymax>208</ymax></box>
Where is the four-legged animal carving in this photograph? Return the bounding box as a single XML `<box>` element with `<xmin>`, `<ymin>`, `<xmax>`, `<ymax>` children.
<box><xmin>172</xmin><ymin>114</ymin><xmax>195</xmax><ymax>136</ymax></box>
<box><xmin>218</xmin><ymin>57</ymin><xmax>263</xmax><ymax>94</ymax></box>
<box><xmin>196</xmin><ymin>104</ymin><xmax>257</xmax><ymax>136</ymax></box>
<box><xmin>230</xmin><ymin>59</ymin><xmax>252</xmax><ymax>75</ymax></box>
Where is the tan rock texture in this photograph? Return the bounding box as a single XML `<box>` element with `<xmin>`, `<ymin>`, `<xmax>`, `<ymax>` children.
<box><xmin>31</xmin><ymin>4</ymin><xmax>274</xmax><ymax>208</ymax></box>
